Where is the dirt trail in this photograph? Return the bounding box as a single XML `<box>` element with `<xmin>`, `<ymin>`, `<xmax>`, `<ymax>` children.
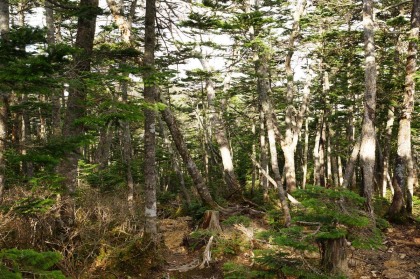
<box><xmin>159</xmin><ymin>217</ymin><xmax>419</xmax><ymax>279</ymax></box>
<box><xmin>349</xmin><ymin>224</ymin><xmax>420</xmax><ymax>279</ymax></box>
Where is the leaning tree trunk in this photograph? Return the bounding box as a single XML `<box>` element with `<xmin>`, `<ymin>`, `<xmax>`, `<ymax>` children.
<box><xmin>360</xmin><ymin>0</ymin><xmax>377</xmax><ymax>217</ymax></box>
<box><xmin>0</xmin><ymin>0</ymin><xmax>9</xmax><ymax>203</ymax></box>
<box><xmin>161</xmin><ymin>106</ymin><xmax>220</xmax><ymax>210</ymax></box>
<box><xmin>255</xmin><ymin>49</ymin><xmax>291</xmax><ymax>227</ymax></box>
<box><xmin>199</xmin><ymin>58</ymin><xmax>242</xmax><ymax>199</ymax></box>
<box><xmin>389</xmin><ymin>0</ymin><xmax>419</xmax><ymax>220</ymax></box>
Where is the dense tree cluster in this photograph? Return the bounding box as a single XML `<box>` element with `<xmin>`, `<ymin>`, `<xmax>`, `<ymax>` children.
<box><xmin>0</xmin><ymin>0</ymin><xmax>418</xmax><ymax>277</ymax></box>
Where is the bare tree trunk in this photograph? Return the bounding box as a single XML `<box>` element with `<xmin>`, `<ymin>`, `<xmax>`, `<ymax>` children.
<box><xmin>255</xmin><ymin>50</ymin><xmax>291</xmax><ymax>226</ymax></box>
<box><xmin>313</xmin><ymin>117</ymin><xmax>322</xmax><ymax>186</ymax></box>
<box><xmin>389</xmin><ymin>0</ymin><xmax>419</xmax><ymax>219</ymax></box>
<box><xmin>360</xmin><ymin>0</ymin><xmax>377</xmax><ymax>217</ymax></box>
<box><xmin>199</xmin><ymin>58</ymin><xmax>241</xmax><ymax>197</ymax></box>
<box><xmin>259</xmin><ymin>111</ymin><xmax>269</xmax><ymax>199</ymax></box>
<box><xmin>338</xmin><ymin>156</ymin><xmax>343</xmax><ymax>185</ymax></box>
<box><xmin>94</xmin><ymin>120</ymin><xmax>113</xmax><ymax>169</ymax></box>
<box><xmin>319</xmin><ymin>122</ymin><xmax>326</xmax><ymax>187</ymax></box>
<box><xmin>22</xmin><ymin>95</ymin><xmax>33</xmax><ymax>178</ymax></box>
<box><xmin>46</xmin><ymin>2</ymin><xmax>62</xmax><ymax>137</ymax></box>
<box><xmin>342</xmin><ymin>136</ymin><xmax>361</xmax><ymax>188</ymax></box>
<box><xmin>280</xmin><ymin>0</ymin><xmax>307</xmax><ymax>193</ymax></box>
<box><xmin>381</xmin><ymin>108</ymin><xmax>394</xmax><ymax>197</ymax></box>
<box><xmin>161</xmin><ymin>106</ymin><xmax>220</xmax><ymax>210</ymax></box>
<box><xmin>143</xmin><ymin>0</ymin><xmax>158</xmax><ymax>237</ymax></box>
<box><xmin>302</xmin><ymin>118</ymin><xmax>309</xmax><ymax>189</ymax></box>
<box><xmin>0</xmin><ymin>0</ymin><xmax>9</xmax><ymax>203</ymax></box>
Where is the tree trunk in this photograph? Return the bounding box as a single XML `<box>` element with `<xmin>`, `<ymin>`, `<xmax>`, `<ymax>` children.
<box><xmin>342</xmin><ymin>136</ymin><xmax>361</xmax><ymax>188</ymax></box>
<box><xmin>201</xmin><ymin>210</ymin><xmax>222</xmax><ymax>233</ymax></box>
<box><xmin>319</xmin><ymin>122</ymin><xmax>326</xmax><ymax>187</ymax></box>
<box><xmin>259</xmin><ymin>110</ymin><xmax>269</xmax><ymax>200</ymax></box>
<box><xmin>318</xmin><ymin>237</ymin><xmax>348</xmax><ymax>275</ymax></box>
<box><xmin>381</xmin><ymin>108</ymin><xmax>394</xmax><ymax>197</ymax></box>
<box><xmin>255</xmin><ymin>50</ymin><xmax>291</xmax><ymax>227</ymax></box>
<box><xmin>0</xmin><ymin>0</ymin><xmax>10</xmax><ymax>203</ymax></box>
<box><xmin>161</xmin><ymin>106</ymin><xmax>220</xmax><ymax>210</ymax></box>
<box><xmin>94</xmin><ymin>121</ymin><xmax>113</xmax><ymax>170</ymax></box>
<box><xmin>280</xmin><ymin>0</ymin><xmax>307</xmax><ymax>193</ymax></box>
<box><xmin>302</xmin><ymin>118</ymin><xmax>309</xmax><ymax>189</ymax></box>
<box><xmin>313</xmin><ymin>117</ymin><xmax>322</xmax><ymax>186</ymax></box>
<box><xmin>389</xmin><ymin>0</ymin><xmax>419</xmax><ymax>219</ymax></box>
<box><xmin>143</xmin><ymin>0</ymin><xmax>158</xmax><ymax>237</ymax></box>
<box><xmin>360</xmin><ymin>0</ymin><xmax>377</xmax><ymax>217</ymax></box>
<box><xmin>200</xmin><ymin>58</ymin><xmax>241</xmax><ymax>198</ymax></box>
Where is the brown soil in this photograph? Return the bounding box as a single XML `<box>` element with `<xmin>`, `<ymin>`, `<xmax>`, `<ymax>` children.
<box><xmin>348</xmin><ymin>224</ymin><xmax>420</xmax><ymax>279</ymax></box>
<box><xmin>158</xmin><ymin>216</ymin><xmax>419</xmax><ymax>279</ymax></box>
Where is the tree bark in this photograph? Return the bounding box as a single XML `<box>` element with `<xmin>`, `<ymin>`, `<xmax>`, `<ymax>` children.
<box><xmin>313</xmin><ymin>116</ymin><xmax>323</xmax><ymax>186</ymax></box>
<box><xmin>280</xmin><ymin>0</ymin><xmax>307</xmax><ymax>193</ymax></box>
<box><xmin>302</xmin><ymin>118</ymin><xmax>309</xmax><ymax>189</ymax></box>
<box><xmin>381</xmin><ymin>108</ymin><xmax>394</xmax><ymax>197</ymax></box>
<box><xmin>318</xmin><ymin>237</ymin><xmax>348</xmax><ymax>275</ymax></box>
<box><xmin>143</xmin><ymin>0</ymin><xmax>158</xmax><ymax>237</ymax></box>
<box><xmin>199</xmin><ymin>58</ymin><xmax>241</xmax><ymax>198</ymax></box>
<box><xmin>255</xmin><ymin>50</ymin><xmax>291</xmax><ymax>226</ymax></box>
<box><xmin>0</xmin><ymin>0</ymin><xmax>9</xmax><ymax>203</ymax></box>
<box><xmin>360</xmin><ymin>0</ymin><xmax>377</xmax><ymax>217</ymax></box>
<box><xmin>389</xmin><ymin>0</ymin><xmax>419</xmax><ymax>219</ymax></box>
<box><xmin>161</xmin><ymin>106</ymin><xmax>220</xmax><ymax>210</ymax></box>
<box><xmin>342</xmin><ymin>136</ymin><xmax>361</xmax><ymax>188</ymax></box>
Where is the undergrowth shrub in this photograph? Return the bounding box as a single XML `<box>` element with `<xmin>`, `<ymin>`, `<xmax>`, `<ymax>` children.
<box><xmin>249</xmin><ymin>186</ymin><xmax>381</xmax><ymax>277</ymax></box>
<box><xmin>0</xmin><ymin>248</ymin><xmax>66</xmax><ymax>278</ymax></box>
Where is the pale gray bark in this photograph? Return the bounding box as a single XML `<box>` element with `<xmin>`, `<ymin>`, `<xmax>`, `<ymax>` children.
<box><xmin>381</xmin><ymin>108</ymin><xmax>394</xmax><ymax>197</ymax></box>
<box><xmin>255</xmin><ymin>50</ymin><xmax>291</xmax><ymax>226</ymax></box>
<box><xmin>199</xmin><ymin>58</ymin><xmax>241</xmax><ymax>196</ymax></box>
<box><xmin>342</xmin><ymin>136</ymin><xmax>361</xmax><ymax>189</ymax></box>
<box><xmin>389</xmin><ymin>0</ymin><xmax>419</xmax><ymax>218</ymax></box>
<box><xmin>360</xmin><ymin>0</ymin><xmax>377</xmax><ymax>216</ymax></box>
<box><xmin>302</xmin><ymin>118</ymin><xmax>309</xmax><ymax>189</ymax></box>
<box><xmin>313</xmin><ymin>116</ymin><xmax>322</xmax><ymax>186</ymax></box>
<box><xmin>280</xmin><ymin>0</ymin><xmax>307</xmax><ymax>193</ymax></box>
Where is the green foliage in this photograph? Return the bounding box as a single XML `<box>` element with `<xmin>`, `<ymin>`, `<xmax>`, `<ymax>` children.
<box><xmin>222</xmin><ymin>215</ymin><xmax>252</xmax><ymax>227</ymax></box>
<box><xmin>222</xmin><ymin>261</ymin><xmax>264</xmax><ymax>278</ymax></box>
<box><xmin>0</xmin><ymin>249</ymin><xmax>66</xmax><ymax>278</ymax></box>
<box><xmin>184</xmin><ymin>201</ymin><xmax>211</xmax><ymax>222</ymax></box>
<box><xmin>79</xmin><ymin>161</ymin><xmax>126</xmax><ymax>193</ymax></box>
<box><xmin>13</xmin><ymin>197</ymin><xmax>55</xmax><ymax>215</ymax></box>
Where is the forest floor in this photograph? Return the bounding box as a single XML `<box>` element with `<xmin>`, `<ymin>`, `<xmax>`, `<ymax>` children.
<box><xmin>158</xmin><ymin>216</ymin><xmax>420</xmax><ymax>279</ymax></box>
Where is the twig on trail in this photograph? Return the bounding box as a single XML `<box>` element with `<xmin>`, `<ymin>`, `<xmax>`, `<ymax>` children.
<box><xmin>167</xmin><ymin>235</ymin><xmax>214</xmax><ymax>272</ymax></box>
<box><xmin>199</xmin><ymin>235</ymin><xmax>214</xmax><ymax>269</ymax></box>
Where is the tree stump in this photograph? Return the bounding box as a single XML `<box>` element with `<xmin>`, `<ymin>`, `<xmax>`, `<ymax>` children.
<box><xmin>318</xmin><ymin>237</ymin><xmax>348</xmax><ymax>275</ymax></box>
<box><xmin>201</xmin><ymin>210</ymin><xmax>222</xmax><ymax>233</ymax></box>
